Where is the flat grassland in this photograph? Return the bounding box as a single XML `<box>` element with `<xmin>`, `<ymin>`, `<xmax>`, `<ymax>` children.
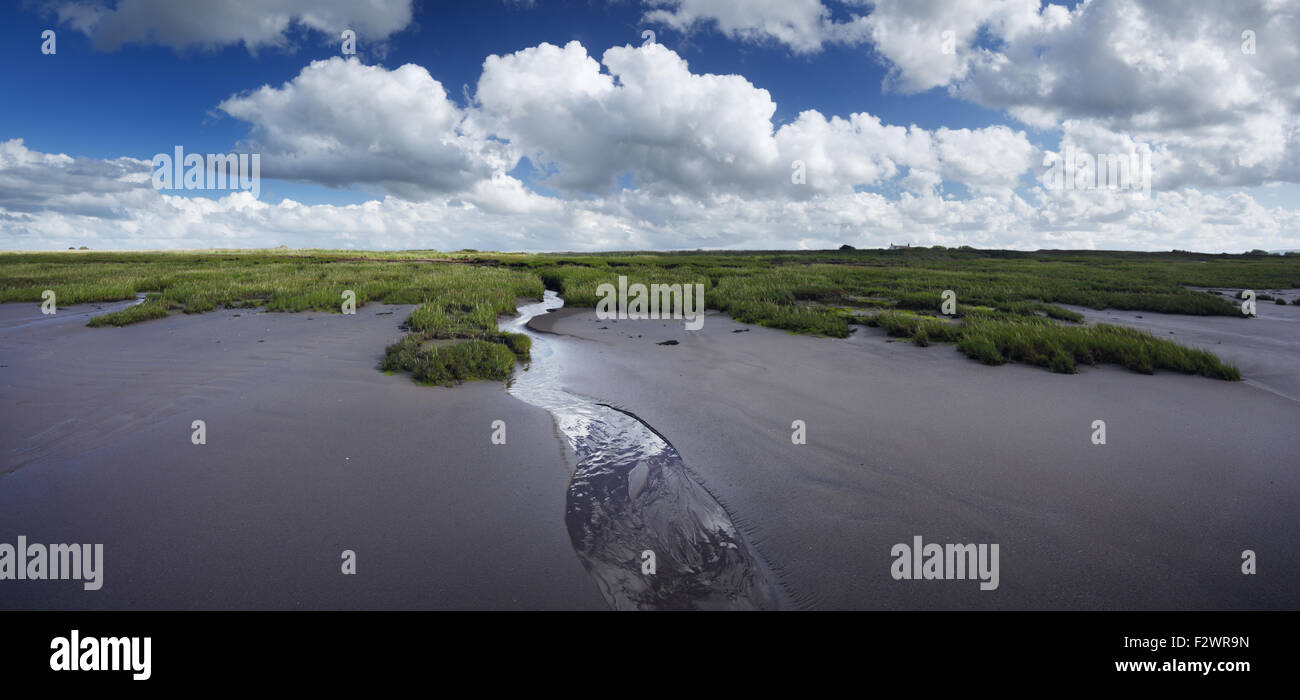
<box><xmin>4</xmin><ymin>247</ymin><xmax>1297</xmax><ymax>382</ymax></box>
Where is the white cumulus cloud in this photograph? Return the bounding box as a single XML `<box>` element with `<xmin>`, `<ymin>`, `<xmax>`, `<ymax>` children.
<box><xmin>51</xmin><ymin>0</ymin><xmax>414</xmax><ymax>52</ymax></box>
<box><xmin>218</xmin><ymin>57</ymin><xmax>512</xmax><ymax>198</ymax></box>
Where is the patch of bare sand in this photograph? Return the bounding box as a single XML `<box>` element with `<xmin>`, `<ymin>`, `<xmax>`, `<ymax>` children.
<box><xmin>0</xmin><ymin>302</ymin><xmax>603</xmax><ymax>610</ymax></box>
<box><xmin>529</xmin><ymin>307</ymin><xmax>1300</xmax><ymax>610</ymax></box>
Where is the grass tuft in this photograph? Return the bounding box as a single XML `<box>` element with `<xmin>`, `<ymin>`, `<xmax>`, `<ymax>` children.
<box><xmin>382</xmin><ymin>338</ymin><xmax>518</xmax><ymax>387</ymax></box>
<box><xmin>86</xmin><ymin>298</ymin><xmax>169</xmax><ymax>327</ymax></box>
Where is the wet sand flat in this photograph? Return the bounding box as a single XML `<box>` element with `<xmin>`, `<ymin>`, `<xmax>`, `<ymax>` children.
<box><xmin>0</xmin><ymin>302</ymin><xmax>604</xmax><ymax>610</ymax></box>
<box><xmin>528</xmin><ymin>307</ymin><xmax>1300</xmax><ymax>610</ymax></box>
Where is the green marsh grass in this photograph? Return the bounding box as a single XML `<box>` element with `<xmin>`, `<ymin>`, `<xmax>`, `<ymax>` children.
<box><xmin>4</xmin><ymin>247</ymin><xmax>1288</xmax><ymax>383</ymax></box>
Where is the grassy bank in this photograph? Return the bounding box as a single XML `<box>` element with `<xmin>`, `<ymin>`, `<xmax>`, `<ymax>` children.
<box><xmin>4</xmin><ymin>247</ymin><xmax>1290</xmax><ymax>381</ymax></box>
<box><xmin>0</xmin><ymin>252</ymin><xmax>543</xmax><ymax>385</ymax></box>
<box><xmin>865</xmin><ymin>311</ymin><xmax>1240</xmax><ymax>379</ymax></box>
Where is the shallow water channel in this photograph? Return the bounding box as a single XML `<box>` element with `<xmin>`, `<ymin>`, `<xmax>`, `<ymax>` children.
<box><xmin>500</xmin><ymin>291</ymin><xmax>784</xmax><ymax>610</ymax></box>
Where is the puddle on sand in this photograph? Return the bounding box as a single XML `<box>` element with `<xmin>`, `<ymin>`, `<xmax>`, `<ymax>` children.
<box><xmin>501</xmin><ymin>291</ymin><xmax>784</xmax><ymax>610</ymax></box>
<box><xmin>0</xmin><ymin>293</ymin><xmax>147</xmax><ymax>334</ymax></box>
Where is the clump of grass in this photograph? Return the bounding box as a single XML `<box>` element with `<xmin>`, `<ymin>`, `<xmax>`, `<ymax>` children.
<box><xmin>381</xmin><ymin>338</ymin><xmax>518</xmax><ymax>387</ymax></box>
<box><xmin>957</xmin><ymin>334</ymin><xmax>1004</xmax><ymax>365</ymax></box>
<box><xmin>725</xmin><ymin>299</ymin><xmax>850</xmax><ymax>337</ymax></box>
<box><xmin>379</xmin><ymin>335</ymin><xmax>422</xmax><ymax>373</ymax></box>
<box><xmin>497</xmin><ymin>332</ymin><xmax>531</xmax><ymax>359</ymax></box>
<box><xmin>865</xmin><ymin>309</ymin><xmax>1237</xmax><ymax>380</ymax></box>
<box><xmin>867</xmin><ymin>311</ymin><xmax>961</xmax><ymax>343</ymax></box>
<box><xmin>1049</xmin><ymin>350</ymin><xmax>1077</xmax><ymax>374</ymax></box>
<box><xmin>417</xmin><ymin>341</ymin><xmax>517</xmax><ymax>386</ymax></box>
<box><xmin>380</xmin><ymin>271</ymin><xmax>541</xmax><ymax>383</ymax></box>
<box><xmin>86</xmin><ymin>298</ymin><xmax>169</xmax><ymax>327</ymax></box>
<box><xmin>382</xmin><ymin>325</ymin><xmax>535</xmax><ymax>387</ymax></box>
<box><xmin>958</xmin><ymin>319</ymin><xmax>1240</xmax><ymax>380</ymax></box>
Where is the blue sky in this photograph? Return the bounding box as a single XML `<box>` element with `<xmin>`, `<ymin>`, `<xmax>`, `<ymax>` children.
<box><xmin>2</xmin><ymin>0</ymin><xmax>1005</xmax><ymax>203</ymax></box>
<box><xmin>1</xmin><ymin>1</ymin><xmax>1297</xmax><ymax>252</ymax></box>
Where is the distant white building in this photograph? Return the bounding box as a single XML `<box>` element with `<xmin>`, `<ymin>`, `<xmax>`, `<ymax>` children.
<box><xmin>888</xmin><ymin>243</ymin><xmax>912</xmax><ymax>250</ymax></box>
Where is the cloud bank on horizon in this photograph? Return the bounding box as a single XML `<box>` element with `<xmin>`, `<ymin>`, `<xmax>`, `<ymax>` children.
<box><xmin>2</xmin><ymin>0</ymin><xmax>1298</xmax><ymax>253</ymax></box>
